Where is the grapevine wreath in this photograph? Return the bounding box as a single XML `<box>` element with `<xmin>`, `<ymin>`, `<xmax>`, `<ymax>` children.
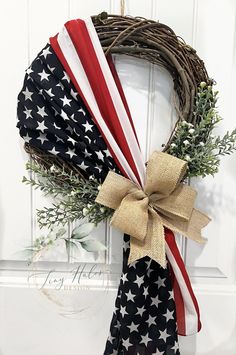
<box><xmin>17</xmin><ymin>13</ymin><xmax>236</xmax><ymax>355</ymax></box>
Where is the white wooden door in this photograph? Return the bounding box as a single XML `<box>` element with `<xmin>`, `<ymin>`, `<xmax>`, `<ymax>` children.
<box><xmin>0</xmin><ymin>1</ymin><xmax>236</xmax><ymax>354</ymax></box>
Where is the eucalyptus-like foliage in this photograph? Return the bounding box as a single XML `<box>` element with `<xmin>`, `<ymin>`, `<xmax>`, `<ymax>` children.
<box><xmin>23</xmin><ymin>161</ymin><xmax>112</xmax><ymax>229</ymax></box>
<box><xmin>167</xmin><ymin>83</ymin><xmax>236</xmax><ymax>177</ymax></box>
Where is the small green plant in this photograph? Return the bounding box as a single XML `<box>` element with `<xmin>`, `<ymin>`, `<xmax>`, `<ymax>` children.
<box><xmin>167</xmin><ymin>82</ymin><xmax>236</xmax><ymax>177</ymax></box>
<box><xmin>22</xmin><ymin>161</ymin><xmax>113</xmax><ymax>229</ymax></box>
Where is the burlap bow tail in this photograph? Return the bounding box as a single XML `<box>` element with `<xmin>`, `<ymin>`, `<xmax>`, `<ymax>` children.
<box><xmin>96</xmin><ymin>151</ymin><xmax>210</xmax><ymax>268</ymax></box>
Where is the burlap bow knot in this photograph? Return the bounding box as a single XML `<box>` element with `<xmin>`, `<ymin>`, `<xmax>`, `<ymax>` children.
<box><xmin>95</xmin><ymin>151</ymin><xmax>210</xmax><ymax>268</ymax></box>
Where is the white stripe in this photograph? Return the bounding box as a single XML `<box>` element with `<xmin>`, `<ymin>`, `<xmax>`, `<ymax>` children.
<box><xmin>85</xmin><ymin>17</ymin><xmax>146</xmax><ymax>188</ymax></box>
<box><xmin>165</xmin><ymin>243</ymin><xmax>198</xmax><ymax>335</ymax></box>
<box><xmin>57</xmin><ymin>26</ymin><xmax>140</xmax><ymax>185</ymax></box>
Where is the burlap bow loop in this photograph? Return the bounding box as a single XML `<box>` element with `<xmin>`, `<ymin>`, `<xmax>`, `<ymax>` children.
<box><xmin>95</xmin><ymin>151</ymin><xmax>210</xmax><ymax>268</ymax></box>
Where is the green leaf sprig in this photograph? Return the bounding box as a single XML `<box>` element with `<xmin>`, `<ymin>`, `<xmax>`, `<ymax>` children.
<box><xmin>167</xmin><ymin>82</ymin><xmax>236</xmax><ymax>177</ymax></box>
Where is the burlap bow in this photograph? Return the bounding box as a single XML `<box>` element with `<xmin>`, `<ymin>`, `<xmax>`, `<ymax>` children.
<box><xmin>95</xmin><ymin>151</ymin><xmax>210</xmax><ymax>268</ymax></box>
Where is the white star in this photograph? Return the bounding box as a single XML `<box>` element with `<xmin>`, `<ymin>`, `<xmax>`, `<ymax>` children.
<box><xmin>38</xmin><ymin>132</ymin><xmax>48</xmax><ymax>144</ymax></box>
<box><xmin>41</xmin><ymin>47</ymin><xmax>52</xmax><ymax>59</ymax></box>
<box><xmin>128</xmin><ymin>260</ymin><xmax>138</xmax><ymax>268</ymax></box>
<box><xmin>39</xmin><ymin>89</ymin><xmax>45</xmax><ymax>98</ymax></box>
<box><xmin>36</xmin><ymin>121</ymin><xmax>47</xmax><ymax>133</ymax></box>
<box><xmin>22</xmin><ymin>87</ymin><xmax>33</xmax><ymax>101</ymax></box>
<box><xmin>164</xmin><ymin>309</ymin><xmax>174</xmax><ymax>322</ymax></box>
<box><xmin>121</xmin><ymin>273</ymin><xmax>128</xmax><ymax>283</ymax></box>
<box><xmin>151</xmin><ymin>295</ymin><xmax>162</xmax><ymax>307</ymax></box>
<box><xmin>104</xmin><ymin>149</ymin><xmax>112</xmax><ymax>157</ymax></box>
<box><xmin>56</xmin><ymin>82</ymin><xmax>64</xmax><ymax>90</ymax></box>
<box><xmin>127</xmin><ymin>321</ymin><xmax>139</xmax><ymax>333</ymax></box>
<box><xmin>125</xmin><ymin>290</ymin><xmax>135</xmax><ymax>302</ymax></box>
<box><xmin>45</xmin><ymin>88</ymin><xmax>54</xmax><ymax>97</ymax></box>
<box><xmin>134</xmin><ymin>275</ymin><xmax>144</xmax><ymax>287</ymax></box>
<box><xmin>95</xmin><ymin>150</ymin><xmax>104</xmax><ymax>161</ymax></box>
<box><xmin>171</xmin><ymin>341</ymin><xmax>179</xmax><ymax>353</ymax></box>
<box><xmin>70</xmin><ymin>88</ymin><xmax>78</xmax><ymax>100</ymax></box>
<box><xmin>62</xmin><ymin>71</ymin><xmax>70</xmax><ymax>82</ymax></box>
<box><xmin>143</xmin><ymin>286</ymin><xmax>149</xmax><ymax>298</ymax></box>
<box><xmin>94</xmin><ymin>164</ymin><xmax>102</xmax><ymax>173</ymax></box>
<box><xmin>60</xmin><ymin>95</ymin><xmax>72</xmax><ymax>107</ymax></box>
<box><xmin>23</xmin><ymin>107</ymin><xmax>32</xmax><ymax>119</ymax></box>
<box><xmin>155</xmin><ymin>276</ymin><xmax>166</xmax><ymax>288</ymax></box>
<box><xmin>123</xmin><ymin>240</ymin><xmax>130</xmax><ymax>252</ymax></box>
<box><xmin>49</xmin><ymin>147</ymin><xmax>59</xmax><ymax>155</ymax></box>
<box><xmin>147</xmin><ymin>268</ymin><xmax>153</xmax><ymax>277</ymax></box>
<box><xmin>146</xmin><ymin>315</ymin><xmax>156</xmax><ymax>327</ymax></box>
<box><xmin>56</xmin><ymin>135</ymin><xmax>63</xmax><ymax>143</ymax></box>
<box><xmin>82</xmin><ymin>121</ymin><xmax>93</xmax><ymax>132</ymax></box>
<box><xmin>159</xmin><ymin>329</ymin><xmax>169</xmax><ymax>343</ymax></box>
<box><xmin>38</xmin><ymin>69</ymin><xmax>50</xmax><ymax>81</ymax></box>
<box><xmin>145</xmin><ymin>259</ymin><xmax>152</xmax><ymax>268</ymax></box>
<box><xmin>85</xmin><ymin>135</ymin><xmax>91</xmax><ymax>144</ymax></box>
<box><xmin>26</xmin><ymin>67</ymin><xmax>33</xmax><ymax>75</ymax></box>
<box><xmin>83</xmin><ymin>149</ymin><xmax>92</xmax><ymax>158</ymax></box>
<box><xmin>23</xmin><ymin>133</ymin><xmax>31</xmax><ymax>143</ymax></box>
<box><xmin>66</xmin><ymin>125</ymin><xmax>73</xmax><ymax>134</ymax></box>
<box><xmin>37</xmin><ymin>106</ymin><xmax>47</xmax><ymax>118</ymax></box>
<box><xmin>47</xmin><ymin>65</ymin><xmax>55</xmax><ymax>73</ymax></box>
<box><xmin>168</xmin><ymin>290</ymin><xmax>174</xmax><ymax>300</ymax></box>
<box><xmin>60</xmin><ymin>110</ymin><xmax>70</xmax><ymax>121</ymax></box>
<box><xmin>122</xmin><ymin>337</ymin><xmax>132</xmax><ymax>350</ymax></box>
<box><xmin>73</xmin><ymin>127</ymin><xmax>80</xmax><ymax>136</ymax></box>
<box><xmin>52</xmin><ymin>107</ymin><xmax>59</xmax><ymax>116</ymax></box>
<box><xmin>67</xmin><ymin>137</ymin><xmax>77</xmax><ymax>146</ymax></box>
<box><xmin>66</xmin><ymin>148</ymin><xmax>76</xmax><ymax>159</ymax></box>
<box><xmin>107</xmin><ymin>334</ymin><xmax>115</xmax><ymax>344</ymax></box>
<box><xmin>140</xmin><ymin>333</ymin><xmax>152</xmax><ymax>346</ymax></box>
<box><xmin>78</xmin><ymin>107</ymin><xmax>86</xmax><ymax>116</ymax></box>
<box><xmin>120</xmin><ymin>306</ymin><xmax>127</xmax><ymax>318</ymax></box>
<box><xmin>70</xmin><ymin>114</ymin><xmax>77</xmax><ymax>122</ymax></box>
<box><xmin>136</xmin><ymin>306</ymin><xmax>145</xmax><ymax>316</ymax></box>
<box><xmin>78</xmin><ymin>161</ymin><xmax>89</xmax><ymax>171</ymax></box>
<box><xmin>53</xmin><ymin>123</ymin><xmax>60</xmax><ymax>130</ymax></box>
<box><xmin>114</xmin><ymin>320</ymin><xmax>121</xmax><ymax>329</ymax></box>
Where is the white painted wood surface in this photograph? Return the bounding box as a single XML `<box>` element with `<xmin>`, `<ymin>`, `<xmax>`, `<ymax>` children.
<box><xmin>0</xmin><ymin>1</ymin><xmax>236</xmax><ymax>354</ymax></box>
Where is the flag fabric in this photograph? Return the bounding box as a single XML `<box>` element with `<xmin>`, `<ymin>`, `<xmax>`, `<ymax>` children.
<box><xmin>17</xmin><ymin>16</ymin><xmax>201</xmax><ymax>354</ymax></box>
<box><xmin>17</xmin><ymin>43</ymin><xmax>116</xmax><ymax>182</ymax></box>
<box><xmin>50</xmin><ymin>17</ymin><xmax>201</xmax><ymax>338</ymax></box>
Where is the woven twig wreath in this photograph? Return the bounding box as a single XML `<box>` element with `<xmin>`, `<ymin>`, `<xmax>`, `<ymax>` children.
<box><xmin>25</xmin><ymin>13</ymin><xmax>213</xmax><ymax>173</ymax></box>
<box><xmin>19</xmin><ymin>12</ymin><xmax>236</xmax><ymax>249</ymax></box>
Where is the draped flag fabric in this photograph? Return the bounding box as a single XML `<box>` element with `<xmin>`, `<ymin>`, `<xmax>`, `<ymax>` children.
<box><xmin>17</xmin><ymin>16</ymin><xmax>202</xmax><ymax>355</ymax></box>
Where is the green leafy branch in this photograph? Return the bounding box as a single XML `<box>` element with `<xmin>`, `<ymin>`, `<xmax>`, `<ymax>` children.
<box><xmin>167</xmin><ymin>82</ymin><xmax>236</xmax><ymax>177</ymax></box>
<box><xmin>23</xmin><ymin>161</ymin><xmax>113</xmax><ymax>229</ymax></box>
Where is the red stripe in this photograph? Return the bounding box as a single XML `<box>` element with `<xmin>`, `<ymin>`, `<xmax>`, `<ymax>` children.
<box><xmin>169</xmin><ymin>260</ymin><xmax>186</xmax><ymax>335</ymax></box>
<box><xmin>165</xmin><ymin>229</ymin><xmax>202</xmax><ymax>334</ymax></box>
<box><xmin>49</xmin><ymin>33</ymin><xmax>126</xmax><ymax>178</ymax></box>
<box><xmin>65</xmin><ymin>19</ymin><xmax>141</xmax><ymax>184</ymax></box>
